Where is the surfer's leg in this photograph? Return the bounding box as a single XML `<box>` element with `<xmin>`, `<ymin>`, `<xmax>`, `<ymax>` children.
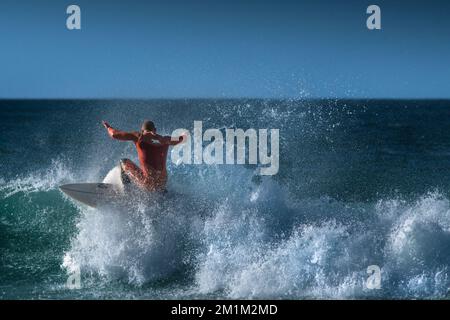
<box><xmin>119</xmin><ymin>159</ymin><xmax>167</xmax><ymax>192</ymax></box>
<box><xmin>119</xmin><ymin>159</ymin><xmax>132</xmax><ymax>185</ymax></box>
<box><xmin>119</xmin><ymin>158</ymin><xmax>147</xmax><ymax>188</ymax></box>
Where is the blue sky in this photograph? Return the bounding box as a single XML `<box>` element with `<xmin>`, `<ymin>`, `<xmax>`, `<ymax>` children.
<box><xmin>0</xmin><ymin>0</ymin><xmax>449</xmax><ymax>99</ymax></box>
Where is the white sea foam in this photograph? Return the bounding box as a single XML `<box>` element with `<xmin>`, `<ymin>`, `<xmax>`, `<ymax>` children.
<box><xmin>51</xmin><ymin>161</ymin><xmax>450</xmax><ymax>299</ymax></box>
<box><xmin>0</xmin><ymin>159</ymin><xmax>74</xmax><ymax>198</ymax></box>
<box><xmin>1</xmin><ymin>159</ymin><xmax>448</xmax><ymax>298</ymax></box>
<box><xmin>196</xmin><ymin>191</ymin><xmax>450</xmax><ymax>298</ymax></box>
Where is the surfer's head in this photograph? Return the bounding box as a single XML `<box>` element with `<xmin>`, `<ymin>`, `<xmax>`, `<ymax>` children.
<box><xmin>142</xmin><ymin>120</ymin><xmax>156</xmax><ymax>133</ymax></box>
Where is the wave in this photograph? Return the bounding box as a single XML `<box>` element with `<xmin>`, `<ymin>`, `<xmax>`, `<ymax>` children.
<box><xmin>55</xmin><ymin>162</ymin><xmax>450</xmax><ymax>299</ymax></box>
<box><xmin>3</xmin><ymin>99</ymin><xmax>450</xmax><ymax>299</ymax></box>
<box><xmin>194</xmin><ymin>192</ymin><xmax>450</xmax><ymax>298</ymax></box>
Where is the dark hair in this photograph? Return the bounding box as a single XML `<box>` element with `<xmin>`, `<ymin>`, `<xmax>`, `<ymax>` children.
<box><xmin>142</xmin><ymin>120</ymin><xmax>155</xmax><ymax>132</ymax></box>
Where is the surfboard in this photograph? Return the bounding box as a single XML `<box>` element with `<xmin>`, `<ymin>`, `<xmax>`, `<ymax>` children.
<box><xmin>59</xmin><ymin>183</ymin><xmax>124</xmax><ymax>208</ymax></box>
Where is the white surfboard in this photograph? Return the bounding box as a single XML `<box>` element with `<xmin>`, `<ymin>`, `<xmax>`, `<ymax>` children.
<box><xmin>60</xmin><ymin>183</ymin><xmax>124</xmax><ymax>208</ymax></box>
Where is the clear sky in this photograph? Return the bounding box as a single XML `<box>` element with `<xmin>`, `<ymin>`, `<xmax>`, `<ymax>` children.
<box><xmin>0</xmin><ymin>0</ymin><xmax>449</xmax><ymax>99</ymax></box>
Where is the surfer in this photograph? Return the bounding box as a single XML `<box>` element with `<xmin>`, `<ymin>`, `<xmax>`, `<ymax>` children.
<box><xmin>102</xmin><ymin>120</ymin><xmax>185</xmax><ymax>192</ymax></box>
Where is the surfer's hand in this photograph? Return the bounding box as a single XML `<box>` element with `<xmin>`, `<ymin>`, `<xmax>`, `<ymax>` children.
<box><xmin>102</xmin><ymin>121</ymin><xmax>115</xmax><ymax>138</ymax></box>
<box><xmin>179</xmin><ymin>133</ymin><xmax>187</xmax><ymax>143</ymax></box>
<box><xmin>102</xmin><ymin>121</ymin><xmax>111</xmax><ymax>129</ymax></box>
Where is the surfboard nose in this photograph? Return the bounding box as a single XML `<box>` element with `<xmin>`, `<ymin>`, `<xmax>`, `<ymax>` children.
<box><xmin>59</xmin><ymin>184</ymin><xmax>72</xmax><ymax>193</ymax></box>
<box><xmin>59</xmin><ymin>183</ymin><xmax>123</xmax><ymax>208</ymax></box>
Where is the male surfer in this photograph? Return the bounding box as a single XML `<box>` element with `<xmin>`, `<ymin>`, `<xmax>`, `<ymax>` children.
<box><xmin>102</xmin><ymin>120</ymin><xmax>185</xmax><ymax>192</ymax></box>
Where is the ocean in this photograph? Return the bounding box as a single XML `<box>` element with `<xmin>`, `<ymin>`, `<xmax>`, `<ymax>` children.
<box><xmin>1</xmin><ymin>99</ymin><xmax>450</xmax><ymax>299</ymax></box>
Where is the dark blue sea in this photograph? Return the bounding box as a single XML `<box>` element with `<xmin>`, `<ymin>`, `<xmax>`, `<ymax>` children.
<box><xmin>2</xmin><ymin>99</ymin><xmax>450</xmax><ymax>299</ymax></box>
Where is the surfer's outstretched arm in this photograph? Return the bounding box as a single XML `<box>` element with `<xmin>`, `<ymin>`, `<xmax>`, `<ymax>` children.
<box><xmin>102</xmin><ymin>121</ymin><xmax>138</xmax><ymax>142</ymax></box>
